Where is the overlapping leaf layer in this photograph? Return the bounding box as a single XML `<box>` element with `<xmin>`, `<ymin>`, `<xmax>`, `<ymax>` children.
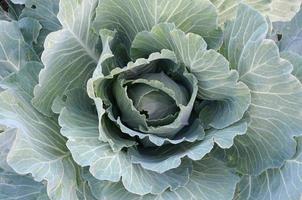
<box><xmin>0</xmin><ymin>0</ymin><xmax>302</xmax><ymax>200</ymax></box>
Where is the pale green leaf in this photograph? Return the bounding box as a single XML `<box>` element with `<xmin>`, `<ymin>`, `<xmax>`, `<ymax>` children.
<box><xmin>19</xmin><ymin>0</ymin><xmax>62</xmax><ymax>55</ymax></box>
<box><xmin>223</xmin><ymin>4</ymin><xmax>302</xmax><ymax>175</ymax></box>
<box><xmin>94</xmin><ymin>0</ymin><xmax>222</xmax><ymax>50</ymax></box>
<box><xmin>86</xmin><ymin>157</ymin><xmax>239</xmax><ymax>200</ymax></box>
<box><xmin>32</xmin><ymin>0</ymin><xmax>100</xmax><ymax>116</ymax></box>
<box><xmin>0</xmin><ymin>62</ymin><xmax>80</xmax><ymax>200</ymax></box>
<box><xmin>58</xmin><ymin>88</ymin><xmax>136</xmax><ymax>173</ymax></box>
<box><xmin>59</xmin><ymin>88</ymin><xmax>190</xmax><ymax>195</ymax></box>
<box><xmin>10</xmin><ymin>0</ymin><xmax>27</xmax><ymax>4</ymax></box>
<box><xmin>132</xmin><ymin>72</ymin><xmax>189</xmax><ymax>105</ymax></box>
<box><xmin>59</xmin><ymin>91</ymin><xmax>130</xmax><ymax>182</ymax></box>
<box><xmin>0</xmin><ymin>128</ymin><xmax>16</xmax><ymax>172</ymax></box>
<box><xmin>210</xmin><ymin>0</ymin><xmax>301</xmax><ymax>25</ymax></box>
<box><xmin>64</xmin><ymin>135</ymin><xmax>191</xmax><ymax>196</ymax></box>
<box><xmin>234</xmin><ymin>137</ymin><xmax>302</xmax><ymax>200</ymax></box>
<box><xmin>153</xmin><ymin>157</ymin><xmax>239</xmax><ymax>200</ymax></box>
<box><xmin>84</xmin><ymin>171</ymin><xmax>154</xmax><ymax>200</ymax></box>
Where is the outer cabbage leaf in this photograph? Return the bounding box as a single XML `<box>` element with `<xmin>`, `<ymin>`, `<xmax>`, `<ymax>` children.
<box><xmin>222</xmin><ymin>4</ymin><xmax>302</xmax><ymax>175</ymax></box>
<box><xmin>0</xmin><ymin>128</ymin><xmax>15</xmax><ymax>171</ymax></box>
<box><xmin>267</xmin><ymin>0</ymin><xmax>301</xmax><ymax>22</ymax></box>
<box><xmin>83</xmin><ymin>169</ymin><xmax>154</xmax><ymax>200</ymax></box>
<box><xmin>210</xmin><ymin>0</ymin><xmax>301</xmax><ymax>25</ymax></box>
<box><xmin>281</xmin><ymin>52</ymin><xmax>302</xmax><ymax>82</ymax></box>
<box><xmin>93</xmin><ymin>0</ymin><xmax>222</xmax><ymax>50</ymax></box>
<box><xmin>32</xmin><ymin>0</ymin><xmax>100</xmax><ymax>116</ymax></box>
<box><xmin>129</xmin><ymin>119</ymin><xmax>247</xmax><ymax>173</ymax></box>
<box><xmin>86</xmin><ymin>156</ymin><xmax>240</xmax><ymax>200</ymax></box>
<box><xmin>234</xmin><ymin>136</ymin><xmax>302</xmax><ymax>200</ymax></box>
<box><xmin>59</xmin><ymin>89</ymin><xmax>136</xmax><ymax>182</ymax></box>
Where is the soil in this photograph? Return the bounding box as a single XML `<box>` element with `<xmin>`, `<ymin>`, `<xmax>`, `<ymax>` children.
<box><xmin>0</xmin><ymin>0</ymin><xmax>9</xmax><ymax>11</ymax></box>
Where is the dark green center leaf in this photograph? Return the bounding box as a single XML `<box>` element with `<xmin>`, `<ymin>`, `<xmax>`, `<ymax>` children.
<box><xmin>127</xmin><ymin>83</ymin><xmax>179</xmax><ymax>121</ymax></box>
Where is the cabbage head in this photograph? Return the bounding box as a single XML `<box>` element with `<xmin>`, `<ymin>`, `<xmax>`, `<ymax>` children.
<box><xmin>1</xmin><ymin>0</ymin><xmax>302</xmax><ymax>200</ymax></box>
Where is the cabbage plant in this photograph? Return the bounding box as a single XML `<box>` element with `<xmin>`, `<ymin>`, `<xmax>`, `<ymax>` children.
<box><xmin>1</xmin><ymin>0</ymin><xmax>302</xmax><ymax>200</ymax></box>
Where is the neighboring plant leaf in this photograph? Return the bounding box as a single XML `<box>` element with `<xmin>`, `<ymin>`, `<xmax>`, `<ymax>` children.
<box><xmin>278</xmin><ymin>9</ymin><xmax>302</xmax><ymax>55</ymax></box>
<box><xmin>281</xmin><ymin>51</ymin><xmax>302</xmax><ymax>81</ymax></box>
<box><xmin>210</xmin><ymin>0</ymin><xmax>301</xmax><ymax>25</ymax></box>
<box><xmin>10</xmin><ymin>0</ymin><xmax>26</xmax><ymax>4</ymax></box>
<box><xmin>0</xmin><ymin>7</ymin><xmax>11</xmax><ymax>21</ymax></box>
<box><xmin>0</xmin><ymin>128</ymin><xmax>16</xmax><ymax>172</ymax></box>
<box><xmin>268</xmin><ymin>0</ymin><xmax>301</xmax><ymax>22</ymax></box>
